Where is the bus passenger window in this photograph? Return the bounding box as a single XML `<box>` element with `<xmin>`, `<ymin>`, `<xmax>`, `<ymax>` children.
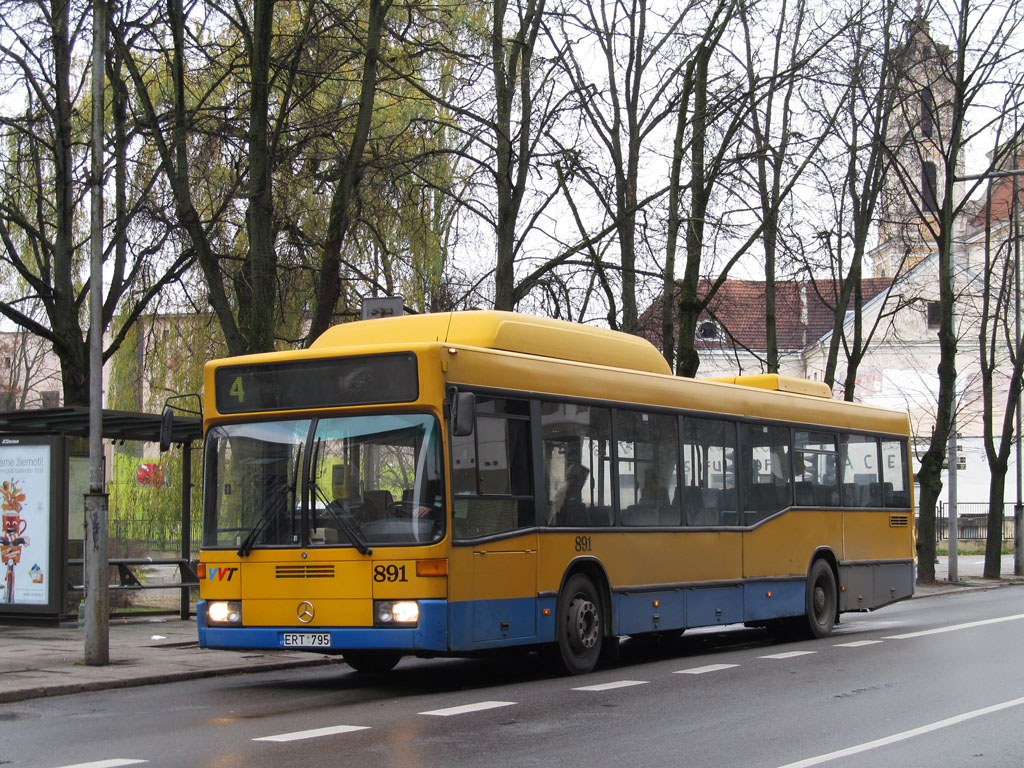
<box><xmin>881</xmin><ymin>439</ymin><xmax>910</xmax><ymax>507</ymax></box>
<box><xmin>451</xmin><ymin>396</ymin><xmax>535</xmax><ymax>540</ymax></box>
<box><xmin>542</xmin><ymin>402</ymin><xmax>613</xmax><ymax>527</ymax></box>
<box><xmin>681</xmin><ymin>417</ymin><xmax>737</xmax><ymax>526</ymax></box>
<box><xmin>841</xmin><ymin>434</ymin><xmax>882</xmax><ymax>508</ymax></box>
<box><xmin>794</xmin><ymin>431</ymin><xmax>838</xmax><ymax>507</ymax></box>
<box><xmin>740</xmin><ymin>424</ymin><xmax>792</xmax><ymax>524</ymax></box>
<box><xmin>617</xmin><ymin>410</ymin><xmax>679</xmax><ymax>526</ymax></box>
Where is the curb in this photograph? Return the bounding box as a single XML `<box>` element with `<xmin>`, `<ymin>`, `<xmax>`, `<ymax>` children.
<box><xmin>0</xmin><ymin>656</ymin><xmax>346</xmax><ymax>705</ymax></box>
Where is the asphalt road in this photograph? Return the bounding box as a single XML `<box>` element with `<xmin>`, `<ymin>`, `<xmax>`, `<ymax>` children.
<box><xmin>3</xmin><ymin>587</ymin><xmax>1023</xmax><ymax>768</ymax></box>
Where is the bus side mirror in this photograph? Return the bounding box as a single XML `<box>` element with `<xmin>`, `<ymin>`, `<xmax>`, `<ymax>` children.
<box><xmin>159</xmin><ymin>407</ymin><xmax>174</xmax><ymax>452</ymax></box>
<box><xmin>449</xmin><ymin>390</ymin><xmax>475</xmax><ymax>437</ymax></box>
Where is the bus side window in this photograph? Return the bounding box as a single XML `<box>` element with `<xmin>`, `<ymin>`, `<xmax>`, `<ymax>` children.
<box><xmin>841</xmin><ymin>434</ymin><xmax>882</xmax><ymax>508</ymax></box>
<box><xmin>740</xmin><ymin>424</ymin><xmax>791</xmax><ymax>524</ymax></box>
<box><xmin>452</xmin><ymin>397</ymin><xmax>534</xmax><ymax>540</ymax></box>
<box><xmin>542</xmin><ymin>402</ymin><xmax>613</xmax><ymax>527</ymax></box>
<box><xmin>881</xmin><ymin>439</ymin><xmax>910</xmax><ymax>507</ymax></box>
<box><xmin>617</xmin><ymin>410</ymin><xmax>679</xmax><ymax>527</ymax></box>
<box><xmin>681</xmin><ymin>417</ymin><xmax>736</xmax><ymax>527</ymax></box>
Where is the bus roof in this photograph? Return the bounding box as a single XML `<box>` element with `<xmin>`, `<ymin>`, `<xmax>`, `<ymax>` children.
<box><xmin>311</xmin><ymin>311</ymin><xmax>673</xmax><ymax>375</ymax></box>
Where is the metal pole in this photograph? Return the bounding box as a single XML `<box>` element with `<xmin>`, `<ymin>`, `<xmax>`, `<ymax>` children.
<box><xmin>84</xmin><ymin>0</ymin><xmax>108</xmax><ymax>666</ymax></box>
<box><xmin>1014</xmin><ymin>160</ymin><xmax>1022</xmax><ymax>577</ymax></box>
<box><xmin>948</xmin><ymin>408</ymin><xmax>958</xmax><ymax>582</ymax></box>
<box><xmin>180</xmin><ymin>441</ymin><xmax>191</xmax><ymax>620</ymax></box>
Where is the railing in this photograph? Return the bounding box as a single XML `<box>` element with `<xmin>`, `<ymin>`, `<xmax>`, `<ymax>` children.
<box><xmin>935</xmin><ymin>502</ymin><xmax>1019</xmax><ymax>542</ymax></box>
<box><xmin>68</xmin><ymin>557</ymin><xmax>199</xmax><ymax>620</ymax></box>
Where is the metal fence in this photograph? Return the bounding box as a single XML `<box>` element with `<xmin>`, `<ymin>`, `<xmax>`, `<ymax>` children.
<box><xmin>935</xmin><ymin>502</ymin><xmax>1018</xmax><ymax>542</ymax></box>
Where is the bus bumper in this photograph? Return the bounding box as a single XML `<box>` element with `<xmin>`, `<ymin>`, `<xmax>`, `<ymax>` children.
<box><xmin>196</xmin><ymin>599</ymin><xmax>449</xmax><ymax>653</ymax></box>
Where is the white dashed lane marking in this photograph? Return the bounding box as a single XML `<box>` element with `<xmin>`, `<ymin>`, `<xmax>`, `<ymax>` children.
<box><xmin>759</xmin><ymin>650</ymin><xmax>817</xmax><ymax>660</ymax></box>
<box><xmin>253</xmin><ymin>725</ymin><xmax>371</xmax><ymax>742</ymax></box>
<box><xmin>674</xmin><ymin>663</ymin><xmax>740</xmax><ymax>675</ymax></box>
<box><xmin>884</xmin><ymin>613</ymin><xmax>1024</xmax><ymax>640</ymax></box>
<box><xmin>573</xmin><ymin>680</ymin><xmax>649</xmax><ymax>692</ymax></box>
<box><xmin>419</xmin><ymin>701</ymin><xmax>517</xmax><ymax>717</ymax></box>
<box><xmin>52</xmin><ymin>762</ymin><xmax>148</xmax><ymax>768</ymax></box>
<box><xmin>835</xmin><ymin>639</ymin><xmax>884</xmax><ymax>648</ymax></box>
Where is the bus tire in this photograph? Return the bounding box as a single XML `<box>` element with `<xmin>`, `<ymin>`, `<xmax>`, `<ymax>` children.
<box><xmin>343</xmin><ymin>650</ymin><xmax>401</xmax><ymax>674</ymax></box>
<box><xmin>804</xmin><ymin>559</ymin><xmax>837</xmax><ymax>638</ymax></box>
<box><xmin>553</xmin><ymin>573</ymin><xmax>603</xmax><ymax>675</ymax></box>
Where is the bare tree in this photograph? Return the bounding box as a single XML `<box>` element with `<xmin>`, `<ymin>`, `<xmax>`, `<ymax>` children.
<box><xmin>883</xmin><ymin>1</ymin><xmax>1024</xmax><ymax>582</ymax></box>
<box><xmin>0</xmin><ymin>0</ymin><xmax>188</xmax><ymax>406</ymax></box>
<box><xmin>976</xmin><ymin>129</ymin><xmax>1024</xmax><ymax>577</ymax></box>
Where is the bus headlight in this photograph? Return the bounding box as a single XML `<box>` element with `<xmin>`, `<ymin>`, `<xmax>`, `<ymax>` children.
<box><xmin>207</xmin><ymin>600</ymin><xmax>242</xmax><ymax>626</ymax></box>
<box><xmin>374</xmin><ymin>600</ymin><xmax>419</xmax><ymax>627</ymax></box>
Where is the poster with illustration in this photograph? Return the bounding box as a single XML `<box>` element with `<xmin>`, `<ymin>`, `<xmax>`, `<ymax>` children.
<box><xmin>0</xmin><ymin>444</ymin><xmax>51</xmax><ymax>605</ymax></box>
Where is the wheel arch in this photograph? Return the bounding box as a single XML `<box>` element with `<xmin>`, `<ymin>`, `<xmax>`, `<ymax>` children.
<box><xmin>558</xmin><ymin>556</ymin><xmax>614</xmax><ymax>637</ymax></box>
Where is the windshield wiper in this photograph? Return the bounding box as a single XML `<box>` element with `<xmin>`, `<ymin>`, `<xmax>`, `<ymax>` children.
<box><xmin>308</xmin><ymin>458</ymin><xmax>372</xmax><ymax>556</ymax></box>
<box><xmin>237</xmin><ymin>444</ymin><xmax>301</xmax><ymax>557</ymax></box>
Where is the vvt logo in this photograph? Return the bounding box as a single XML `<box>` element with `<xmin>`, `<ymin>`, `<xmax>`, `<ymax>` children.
<box><xmin>207</xmin><ymin>567</ymin><xmax>238</xmax><ymax>581</ymax></box>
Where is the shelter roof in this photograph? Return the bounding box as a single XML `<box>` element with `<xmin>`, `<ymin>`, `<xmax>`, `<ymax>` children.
<box><xmin>0</xmin><ymin>407</ymin><xmax>201</xmax><ymax>445</ymax></box>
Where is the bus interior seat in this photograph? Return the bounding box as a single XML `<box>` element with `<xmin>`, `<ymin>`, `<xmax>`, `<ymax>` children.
<box><xmin>588</xmin><ymin>505</ymin><xmax>614</xmax><ymax>526</ymax></box>
<box><xmin>622</xmin><ymin>504</ymin><xmax>659</xmax><ymax>526</ymax></box>
<box><xmin>795</xmin><ymin>481</ymin><xmax>815</xmax><ymax>506</ymax></box>
<box><xmin>658</xmin><ymin>502</ymin><xmax>681</xmax><ymax>526</ymax></box>
<box><xmin>362</xmin><ymin>490</ymin><xmax>394</xmax><ymax>520</ymax></box>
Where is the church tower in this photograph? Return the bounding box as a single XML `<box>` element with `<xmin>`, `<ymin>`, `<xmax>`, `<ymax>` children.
<box><xmin>873</xmin><ymin>9</ymin><xmax>965</xmax><ymax>277</ymax></box>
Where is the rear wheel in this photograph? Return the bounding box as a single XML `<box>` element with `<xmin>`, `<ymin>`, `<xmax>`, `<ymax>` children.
<box><xmin>343</xmin><ymin>650</ymin><xmax>401</xmax><ymax>674</ymax></box>
<box><xmin>804</xmin><ymin>559</ymin><xmax>837</xmax><ymax>638</ymax></box>
<box><xmin>553</xmin><ymin>573</ymin><xmax>603</xmax><ymax>675</ymax></box>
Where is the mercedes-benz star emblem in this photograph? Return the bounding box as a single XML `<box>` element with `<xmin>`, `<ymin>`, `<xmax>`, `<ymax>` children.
<box><xmin>297</xmin><ymin>601</ymin><xmax>315</xmax><ymax>623</ymax></box>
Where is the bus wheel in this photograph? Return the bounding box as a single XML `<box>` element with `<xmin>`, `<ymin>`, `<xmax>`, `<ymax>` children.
<box><xmin>554</xmin><ymin>574</ymin><xmax>603</xmax><ymax>675</ymax></box>
<box><xmin>804</xmin><ymin>559</ymin><xmax>837</xmax><ymax>638</ymax></box>
<box><xmin>343</xmin><ymin>650</ymin><xmax>401</xmax><ymax>674</ymax></box>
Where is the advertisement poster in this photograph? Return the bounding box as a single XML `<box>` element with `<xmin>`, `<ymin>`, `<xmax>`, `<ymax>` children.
<box><xmin>0</xmin><ymin>444</ymin><xmax>51</xmax><ymax>605</ymax></box>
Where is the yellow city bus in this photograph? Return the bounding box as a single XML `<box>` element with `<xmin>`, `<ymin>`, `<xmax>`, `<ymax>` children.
<box><xmin>196</xmin><ymin>311</ymin><xmax>915</xmax><ymax>674</ymax></box>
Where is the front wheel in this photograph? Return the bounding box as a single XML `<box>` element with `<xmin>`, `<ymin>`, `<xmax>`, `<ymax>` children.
<box><xmin>553</xmin><ymin>573</ymin><xmax>604</xmax><ymax>675</ymax></box>
<box><xmin>804</xmin><ymin>559</ymin><xmax>837</xmax><ymax>638</ymax></box>
<box><xmin>343</xmin><ymin>650</ymin><xmax>401</xmax><ymax>674</ymax></box>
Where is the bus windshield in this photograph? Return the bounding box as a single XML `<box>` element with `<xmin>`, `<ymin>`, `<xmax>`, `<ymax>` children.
<box><xmin>203</xmin><ymin>413</ymin><xmax>444</xmax><ymax>550</ymax></box>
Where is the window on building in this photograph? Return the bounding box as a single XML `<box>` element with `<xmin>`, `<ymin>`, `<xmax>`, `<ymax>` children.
<box><xmin>40</xmin><ymin>390</ymin><xmax>59</xmax><ymax>409</ymax></box>
<box><xmin>920</xmin><ymin>88</ymin><xmax>935</xmax><ymax>138</ymax></box>
<box><xmin>922</xmin><ymin>161</ymin><xmax>939</xmax><ymax>214</ymax></box>
<box><xmin>927</xmin><ymin>301</ymin><xmax>941</xmax><ymax>329</ymax></box>
<box><xmin>696</xmin><ymin>321</ymin><xmax>720</xmax><ymax>341</ymax></box>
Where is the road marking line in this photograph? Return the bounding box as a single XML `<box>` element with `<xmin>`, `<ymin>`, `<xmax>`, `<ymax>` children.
<box><xmin>53</xmin><ymin>762</ymin><xmax>148</xmax><ymax>768</ymax></box>
<box><xmin>253</xmin><ymin>725</ymin><xmax>370</xmax><ymax>742</ymax></box>
<box><xmin>834</xmin><ymin>640</ymin><xmax>884</xmax><ymax>648</ymax></box>
<box><xmin>884</xmin><ymin>613</ymin><xmax>1024</xmax><ymax>640</ymax></box>
<box><xmin>573</xmin><ymin>680</ymin><xmax>649</xmax><ymax>692</ymax></box>
<box><xmin>674</xmin><ymin>663</ymin><xmax>740</xmax><ymax>675</ymax></box>
<box><xmin>419</xmin><ymin>701</ymin><xmax>516</xmax><ymax>717</ymax></box>
<box><xmin>760</xmin><ymin>650</ymin><xmax>817</xmax><ymax>659</ymax></box>
<box><xmin>774</xmin><ymin>695</ymin><xmax>1024</xmax><ymax>768</ymax></box>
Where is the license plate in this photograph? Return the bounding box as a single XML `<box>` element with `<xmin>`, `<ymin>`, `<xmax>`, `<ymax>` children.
<box><xmin>281</xmin><ymin>632</ymin><xmax>331</xmax><ymax>648</ymax></box>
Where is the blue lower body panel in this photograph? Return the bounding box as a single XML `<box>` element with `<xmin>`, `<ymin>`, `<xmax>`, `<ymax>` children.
<box><xmin>196</xmin><ymin>599</ymin><xmax>448</xmax><ymax>653</ymax></box>
<box><xmin>612</xmin><ymin>580</ymin><xmax>805</xmax><ymax>636</ymax></box>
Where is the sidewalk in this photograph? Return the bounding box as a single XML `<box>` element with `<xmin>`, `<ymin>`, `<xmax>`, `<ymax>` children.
<box><xmin>0</xmin><ymin>616</ymin><xmax>344</xmax><ymax>704</ymax></box>
<box><xmin>0</xmin><ymin>557</ymin><xmax>1020</xmax><ymax>705</ymax></box>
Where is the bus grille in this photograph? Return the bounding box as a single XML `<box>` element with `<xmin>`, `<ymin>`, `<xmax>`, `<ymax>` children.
<box><xmin>889</xmin><ymin>515</ymin><xmax>910</xmax><ymax>528</ymax></box>
<box><xmin>275</xmin><ymin>565</ymin><xmax>335</xmax><ymax>579</ymax></box>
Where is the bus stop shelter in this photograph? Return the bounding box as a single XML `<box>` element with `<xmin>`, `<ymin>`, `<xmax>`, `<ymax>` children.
<box><xmin>0</xmin><ymin>407</ymin><xmax>202</xmax><ymax>622</ymax></box>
